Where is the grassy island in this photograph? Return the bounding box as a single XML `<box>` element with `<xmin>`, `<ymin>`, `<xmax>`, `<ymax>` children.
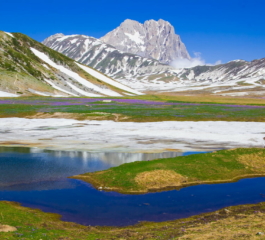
<box><xmin>72</xmin><ymin>148</ymin><xmax>265</xmax><ymax>193</ymax></box>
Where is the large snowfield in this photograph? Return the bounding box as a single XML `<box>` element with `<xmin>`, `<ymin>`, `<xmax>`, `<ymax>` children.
<box><xmin>0</xmin><ymin>118</ymin><xmax>264</xmax><ymax>152</ymax></box>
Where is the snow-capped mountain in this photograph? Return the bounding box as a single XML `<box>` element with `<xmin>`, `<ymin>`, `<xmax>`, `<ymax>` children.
<box><xmin>42</xmin><ymin>33</ymin><xmax>172</xmax><ymax>81</ymax></box>
<box><xmin>168</xmin><ymin>59</ymin><xmax>265</xmax><ymax>95</ymax></box>
<box><xmin>43</xmin><ymin>32</ymin><xmax>265</xmax><ymax>95</ymax></box>
<box><xmin>100</xmin><ymin>19</ymin><xmax>190</xmax><ymax>64</ymax></box>
<box><xmin>42</xmin><ymin>19</ymin><xmax>191</xmax><ymax>85</ymax></box>
<box><xmin>42</xmin><ymin>17</ymin><xmax>265</xmax><ymax>96</ymax></box>
<box><xmin>0</xmin><ymin>31</ymin><xmax>141</xmax><ymax>97</ymax></box>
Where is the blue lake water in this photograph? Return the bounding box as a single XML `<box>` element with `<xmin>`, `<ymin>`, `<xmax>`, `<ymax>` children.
<box><xmin>0</xmin><ymin>147</ymin><xmax>265</xmax><ymax>226</ymax></box>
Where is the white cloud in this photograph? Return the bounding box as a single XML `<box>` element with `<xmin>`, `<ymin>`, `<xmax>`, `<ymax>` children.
<box><xmin>214</xmin><ymin>60</ymin><xmax>222</xmax><ymax>65</ymax></box>
<box><xmin>170</xmin><ymin>52</ymin><xmax>222</xmax><ymax>69</ymax></box>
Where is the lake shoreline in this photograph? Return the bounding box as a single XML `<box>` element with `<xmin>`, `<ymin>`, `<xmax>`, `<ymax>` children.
<box><xmin>1</xmin><ymin>200</ymin><xmax>265</xmax><ymax>239</ymax></box>
<box><xmin>71</xmin><ymin>148</ymin><xmax>265</xmax><ymax>194</ymax></box>
<box><xmin>71</xmin><ymin>173</ymin><xmax>265</xmax><ymax>194</ymax></box>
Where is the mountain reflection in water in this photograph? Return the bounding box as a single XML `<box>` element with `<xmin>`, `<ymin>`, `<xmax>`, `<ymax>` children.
<box><xmin>0</xmin><ymin>147</ymin><xmax>194</xmax><ymax>190</ymax></box>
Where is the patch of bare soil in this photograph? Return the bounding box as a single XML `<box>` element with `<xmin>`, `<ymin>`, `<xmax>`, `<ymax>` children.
<box><xmin>0</xmin><ymin>224</ymin><xmax>17</xmax><ymax>232</ymax></box>
<box><xmin>112</xmin><ymin>113</ymin><xmax>129</xmax><ymax>122</ymax></box>
<box><xmin>26</xmin><ymin>112</ymin><xmax>129</xmax><ymax>122</ymax></box>
<box><xmin>26</xmin><ymin>112</ymin><xmax>86</xmax><ymax>120</ymax></box>
<box><xmin>135</xmin><ymin>170</ymin><xmax>187</xmax><ymax>189</ymax></box>
<box><xmin>237</xmin><ymin>152</ymin><xmax>265</xmax><ymax>170</ymax></box>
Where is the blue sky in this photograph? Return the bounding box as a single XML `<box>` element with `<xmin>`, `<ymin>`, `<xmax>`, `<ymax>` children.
<box><xmin>1</xmin><ymin>0</ymin><xmax>265</xmax><ymax>63</ymax></box>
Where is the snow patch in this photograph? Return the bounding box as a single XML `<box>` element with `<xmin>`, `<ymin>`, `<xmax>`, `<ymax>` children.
<box><xmin>0</xmin><ymin>91</ymin><xmax>18</xmax><ymax>97</ymax></box>
<box><xmin>4</xmin><ymin>32</ymin><xmax>14</xmax><ymax>38</ymax></box>
<box><xmin>124</xmin><ymin>32</ymin><xmax>144</xmax><ymax>45</ymax></box>
<box><xmin>30</xmin><ymin>48</ymin><xmax>121</xmax><ymax>97</ymax></box>
<box><xmin>28</xmin><ymin>89</ymin><xmax>50</xmax><ymax>96</ymax></box>
<box><xmin>1</xmin><ymin>119</ymin><xmax>264</xmax><ymax>152</ymax></box>
<box><xmin>44</xmin><ymin>79</ymin><xmax>77</xmax><ymax>96</ymax></box>
<box><xmin>66</xmin><ymin>82</ymin><xmax>102</xmax><ymax>97</ymax></box>
<box><xmin>76</xmin><ymin>62</ymin><xmax>143</xmax><ymax>95</ymax></box>
<box><xmin>42</xmin><ymin>64</ymin><xmax>50</xmax><ymax>70</ymax></box>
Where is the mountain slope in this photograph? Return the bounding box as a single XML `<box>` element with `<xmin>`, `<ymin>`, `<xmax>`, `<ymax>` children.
<box><xmin>166</xmin><ymin>59</ymin><xmax>265</xmax><ymax>95</ymax></box>
<box><xmin>0</xmin><ymin>31</ymin><xmax>141</xmax><ymax>97</ymax></box>
<box><xmin>100</xmin><ymin>19</ymin><xmax>190</xmax><ymax>64</ymax></box>
<box><xmin>42</xmin><ymin>33</ymin><xmax>173</xmax><ymax>81</ymax></box>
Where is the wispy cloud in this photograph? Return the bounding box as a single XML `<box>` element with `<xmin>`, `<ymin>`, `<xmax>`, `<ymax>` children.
<box><xmin>170</xmin><ymin>52</ymin><xmax>222</xmax><ymax>69</ymax></box>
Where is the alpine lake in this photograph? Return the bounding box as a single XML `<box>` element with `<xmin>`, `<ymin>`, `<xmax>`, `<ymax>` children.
<box><xmin>1</xmin><ymin>146</ymin><xmax>265</xmax><ymax>227</ymax></box>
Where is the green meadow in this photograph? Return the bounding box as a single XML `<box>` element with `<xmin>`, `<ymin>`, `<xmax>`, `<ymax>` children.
<box><xmin>0</xmin><ymin>95</ymin><xmax>265</xmax><ymax>122</ymax></box>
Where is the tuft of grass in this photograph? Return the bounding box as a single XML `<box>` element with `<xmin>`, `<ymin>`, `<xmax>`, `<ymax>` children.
<box><xmin>72</xmin><ymin>148</ymin><xmax>265</xmax><ymax>193</ymax></box>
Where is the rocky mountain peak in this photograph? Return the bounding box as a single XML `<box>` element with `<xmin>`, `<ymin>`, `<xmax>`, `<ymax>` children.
<box><xmin>100</xmin><ymin>19</ymin><xmax>190</xmax><ymax>64</ymax></box>
<box><xmin>42</xmin><ymin>33</ymin><xmax>65</xmax><ymax>45</ymax></box>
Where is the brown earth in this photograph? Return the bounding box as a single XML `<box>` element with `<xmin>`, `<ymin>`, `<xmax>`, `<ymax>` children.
<box><xmin>0</xmin><ymin>224</ymin><xmax>17</xmax><ymax>232</ymax></box>
<box><xmin>135</xmin><ymin>170</ymin><xmax>187</xmax><ymax>189</ymax></box>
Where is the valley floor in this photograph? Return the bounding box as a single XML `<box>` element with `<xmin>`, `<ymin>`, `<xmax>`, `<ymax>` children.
<box><xmin>0</xmin><ymin>95</ymin><xmax>265</xmax><ymax>239</ymax></box>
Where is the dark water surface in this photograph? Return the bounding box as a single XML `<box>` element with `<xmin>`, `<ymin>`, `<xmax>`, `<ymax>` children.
<box><xmin>0</xmin><ymin>147</ymin><xmax>265</xmax><ymax>226</ymax></box>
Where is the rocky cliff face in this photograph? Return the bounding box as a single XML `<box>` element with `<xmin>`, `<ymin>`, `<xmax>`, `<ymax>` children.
<box><xmin>100</xmin><ymin>19</ymin><xmax>190</xmax><ymax>64</ymax></box>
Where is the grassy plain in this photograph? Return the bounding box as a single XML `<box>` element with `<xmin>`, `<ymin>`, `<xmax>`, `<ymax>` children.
<box><xmin>140</xmin><ymin>93</ymin><xmax>265</xmax><ymax>105</ymax></box>
<box><xmin>0</xmin><ymin>95</ymin><xmax>265</xmax><ymax>122</ymax></box>
<box><xmin>72</xmin><ymin>148</ymin><xmax>265</xmax><ymax>193</ymax></box>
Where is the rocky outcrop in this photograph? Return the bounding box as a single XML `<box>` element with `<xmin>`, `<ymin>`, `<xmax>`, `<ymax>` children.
<box><xmin>100</xmin><ymin>19</ymin><xmax>190</xmax><ymax>64</ymax></box>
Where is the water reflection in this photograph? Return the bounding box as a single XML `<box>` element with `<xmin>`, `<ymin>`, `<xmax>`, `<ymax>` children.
<box><xmin>0</xmin><ymin>147</ymin><xmax>265</xmax><ymax>227</ymax></box>
<box><xmin>0</xmin><ymin>147</ymin><xmax>186</xmax><ymax>189</ymax></box>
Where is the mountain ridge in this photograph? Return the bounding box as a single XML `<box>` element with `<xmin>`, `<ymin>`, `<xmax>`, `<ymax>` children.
<box><xmin>43</xmin><ymin>31</ymin><xmax>265</xmax><ymax>95</ymax></box>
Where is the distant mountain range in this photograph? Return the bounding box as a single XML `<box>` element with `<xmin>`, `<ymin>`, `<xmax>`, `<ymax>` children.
<box><xmin>0</xmin><ymin>31</ymin><xmax>141</xmax><ymax>97</ymax></box>
<box><xmin>43</xmin><ymin>33</ymin><xmax>172</xmax><ymax>82</ymax></box>
<box><xmin>1</xmin><ymin>19</ymin><xmax>265</xmax><ymax>97</ymax></box>
<box><xmin>169</xmin><ymin>59</ymin><xmax>265</xmax><ymax>96</ymax></box>
<box><xmin>43</xmin><ymin>19</ymin><xmax>265</xmax><ymax>96</ymax></box>
<box><xmin>42</xmin><ymin>19</ymin><xmax>191</xmax><ymax>92</ymax></box>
